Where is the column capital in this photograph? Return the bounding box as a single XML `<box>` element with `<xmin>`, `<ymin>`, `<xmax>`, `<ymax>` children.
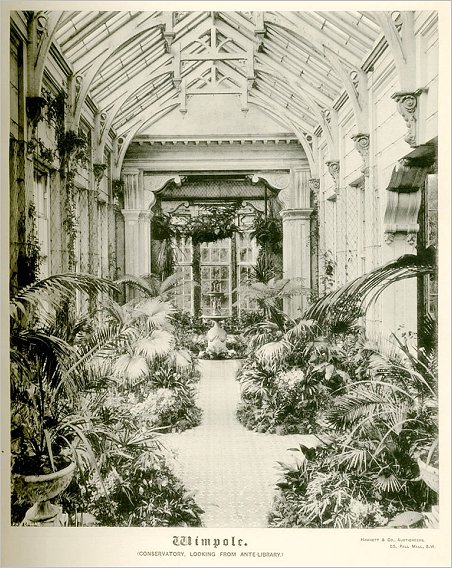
<box><xmin>121</xmin><ymin>209</ymin><xmax>142</xmax><ymax>223</ymax></box>
<box><xmin>122</xmin><ymin>167</ymin><xmax>141</xmax><ymax>175</ymax></box>
<box><xmin>281</xmin><ymin>208</ymin><xmax>313</xmax><ymax>222</ymax></box>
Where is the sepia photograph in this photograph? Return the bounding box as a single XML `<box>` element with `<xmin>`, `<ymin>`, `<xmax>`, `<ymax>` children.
<box><xmin>1</xmin><ymin>1</ymin><xmax>450</xmax><ymax>567</ymax></box>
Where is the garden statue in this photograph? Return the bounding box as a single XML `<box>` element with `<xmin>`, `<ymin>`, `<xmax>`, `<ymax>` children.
<box><xmin>206</xmin><ymin>320</ymin><xmax>228</xmax><ymax>355</ymax></box>
<box><xmin>203</xmin><ymin>280</ymin><xmax>228</xmax><ymax>355</ymax></box>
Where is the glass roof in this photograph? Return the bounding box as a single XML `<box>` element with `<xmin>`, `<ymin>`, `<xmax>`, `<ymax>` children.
<box><xmin>48</xmin><ymin>10</ymin><xmax>384</xmax><ymax>139</ymax></box>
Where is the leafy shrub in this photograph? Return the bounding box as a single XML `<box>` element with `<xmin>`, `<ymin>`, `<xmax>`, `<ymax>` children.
<box><xmin>268</xmin><ymin>340</ymin><xmax>438</xmax><ymax>528</ymax></box>
<box><xmin>65</xmin><ymin>450</ymin><xmax>203</xmax><ymax>527</ymax></box>
<box><xmin>236</xmin><ymin>325</ymin><xmax>358</xmax><ymax>434</ymax></box>
<box><xmin>269</xmin><ymin>456</ymin><xmax>390</xmax><ymax>528</ymax></box>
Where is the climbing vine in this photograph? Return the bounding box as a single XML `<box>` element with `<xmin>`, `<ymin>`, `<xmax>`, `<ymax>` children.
<box><xmin>58</xmin><ymin>130</ymin><xmax>88</xmax><ymax>270</ymax></box>
<box><xmin>320</xmin><ymin>249</ymin><xmax>336</xmax><ymax>293</ymax></box>
<box><xmin>26</xmin><ymin>89</ymin><xmax>89</xmax><ymax>270</ymax></box>
<box><xmin>16</xmin><ymin>202</ymin><xmax>42</xmax><ymax>288</ymax></box>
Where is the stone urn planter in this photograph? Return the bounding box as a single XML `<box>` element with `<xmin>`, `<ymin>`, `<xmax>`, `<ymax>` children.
<box><xmin>14</xmin><ymin>460</ymin><xmax>76</xmax><ymax>526</ymax></box>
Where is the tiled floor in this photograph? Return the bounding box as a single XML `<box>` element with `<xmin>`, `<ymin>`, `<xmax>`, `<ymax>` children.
<box><xmin>163</xmin><ymin>359</ymin><xmax>321</xmax><ymax>528</ymax></box>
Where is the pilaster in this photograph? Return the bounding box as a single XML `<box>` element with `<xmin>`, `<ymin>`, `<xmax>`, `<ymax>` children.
<box><xmin>122</xmin><ymin>168</ymin><xmax>142</xmax><ymax>209</ymax></box>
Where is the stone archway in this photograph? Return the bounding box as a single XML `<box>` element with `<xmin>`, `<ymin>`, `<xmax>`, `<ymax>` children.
<box><xmin>120</xmin><ymin>136</ymin><xmax>314</xmax><ymax>317</ymax></box>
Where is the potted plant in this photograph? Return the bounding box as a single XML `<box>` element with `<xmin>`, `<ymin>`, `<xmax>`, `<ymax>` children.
<box><xmin>10</xmin><ymin>273</ymin><xmax>117</xmax><ymax>525</ymax></box>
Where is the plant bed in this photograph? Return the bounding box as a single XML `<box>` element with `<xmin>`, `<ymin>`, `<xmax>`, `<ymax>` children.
<box><xmin>62</xmin><ymin>451</ymin><xmax>204</xmax><ymax>527</ymax></box>
<box><xmin>102</xmin><ymin>381</ymin><xmax>202</xmax><ymax>434</ymax></box>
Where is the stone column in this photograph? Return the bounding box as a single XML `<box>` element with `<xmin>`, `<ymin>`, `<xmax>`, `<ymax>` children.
<box><xmin>281</xmin><ymin>208</ymin><xmax>313</xmax><ymax>317</ymax></box>
<box><xmin>278</xmin><ymin>168</ymin><xmax>313</xmax><ymax>317</ymax></box>
<box><xmin>121</xmin><ymin>168</ymin><xmax>152</xmax><ymax>279</ymax></box>
<box><xmin>121</xmin><ymin>210</ymin><xmax>141</xmax><ymax>277</ymax></box>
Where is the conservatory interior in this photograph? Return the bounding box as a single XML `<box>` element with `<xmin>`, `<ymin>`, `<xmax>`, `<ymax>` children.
<box><xmin>8</xmin><ymin>9</ymin><xmax>439</xmax><ymax>529</ymax></box>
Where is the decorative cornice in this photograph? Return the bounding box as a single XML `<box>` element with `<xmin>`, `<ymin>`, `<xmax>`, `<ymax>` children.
<box><xmin>250</xmin><ymin>171</ymin><xmax>290</xmax><ymax>191</ymax></box>
<box><xmin>351</xmin><ymin>134</ymin><xmax>370</xmax><ymax>177</ymax></box>
<box><xmin>132</xmin><ymin>134</ymin><xmax>300</xmax><ymax>147</ymax></box>
<box><xmin>391</xmin><ymin>90</ymin><xmax>425</xmax><ymax>148</ymax></box>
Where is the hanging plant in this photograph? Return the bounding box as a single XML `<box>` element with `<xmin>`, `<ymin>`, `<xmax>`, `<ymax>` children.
<box><xmin>250</xmin><ymin>213</ymin><xmax>283</xmax><ymax>254</ymax></box>
<box><xmin>57</xmin><ymin>130</ymin><xmax>88</xmax><ymax>171</ymax></box>
<box><xmin>16</xmin><ymin>203</ymin><xmax>42</xmax><ymax>288</ymax></box>
<box><xmin>183</xmin><ymin>203</ymin><xmax>241</xmax><ymax>246</ymax></box>
<box><xmin>45</xmin><ymin>90</ymin><xmax>66</xmax><ymax>128</ymax></box>
<box><xmin>26</xmin><ymin>97</ymin><xmax>47</xmax><ymax>130</ymax></box>
<box><xmin>152</xmin><ymin>213</ymin><xmax>181</xmax><ymax>241</ymax></box>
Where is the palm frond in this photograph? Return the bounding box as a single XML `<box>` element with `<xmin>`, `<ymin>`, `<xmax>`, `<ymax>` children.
<box><xmin>168</xmin><ymin>348</ymin><xmax>193</xmax><ymax>371</ymax></box>
<box><xmin>135</xmin><ymin>330</ymin><xmax>175</xmax><ymax>359</ymax></box>
<box><xmin>327</xmin><ymin>387</ymin><xmax>390</xmax><ymax>428</ymax></box>
<box><xmin>374</xmin><ymin>473</ymin><xmax>402</xmax><ymax>493</ymax></box>
<box><xmin>304</xmin><ymin>248</ymin><xmax>435</xmax><ymax>332</ymax></box>
<box><xmin>10</xmin><ymin>273</ymin><xmax>119</xmax><ymax>320</ymax></box>
<box><xmin>114</xmin><ymin>274</ymin><xmax>156</xmax><ymax>296</ymax></box>
<box><xmin>255</xmin><ymin>340</ymin><xmax>289</xmax><ymax>367</ymax></box>
<box><xmin>335</xmin><ymin>446</ymin><xmax>369</xmax><ymax>472</ymax></box>
<box><xmin>283</xmin><ymin>319</ymin><xmax>316</xmax><ymax>342</ymax></box>
<box><xmin>132</xmin><ymin>297</ymin><xmax>175</xmax><ymax>326</ymax></box>
<box><xmin>113</xmin><ymin>354</ymin><xmax>149</xmax><ymax>382</ymax></box>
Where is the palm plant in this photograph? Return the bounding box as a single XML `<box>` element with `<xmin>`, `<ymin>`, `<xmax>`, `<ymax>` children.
<box><xmin>304</xmin><ymin>247</ymin><xmax>435</xmax><ymax>335</ymax></box>
<box><xmin>266</xmin><ymin>246</ymin><xmax>438</xmax><ymax>526</ymax></box>
<box><xmin>324</xmin><ymin>339</ymin><xmax>438</xmax><ymax>515</ymax></box>
<box><xmin>10</xmin><ymin>273</ymin><xmax>119</xmax><ymax>474</ymax></box>
<box><xmin>116</xmin><ymin>272</ymin><xmax>197</xmax><ymax>303</ymax></box>
<box><xmin>239</xmin><ymin>276</ymin><xmax>311</xmax><ymax>330</ymax></box>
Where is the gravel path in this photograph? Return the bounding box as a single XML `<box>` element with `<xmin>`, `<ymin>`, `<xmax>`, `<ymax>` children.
<box><xmin>163</xmin><ymin>359</ymin><xmax>320</xmax><ymax>528</ymax></box>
